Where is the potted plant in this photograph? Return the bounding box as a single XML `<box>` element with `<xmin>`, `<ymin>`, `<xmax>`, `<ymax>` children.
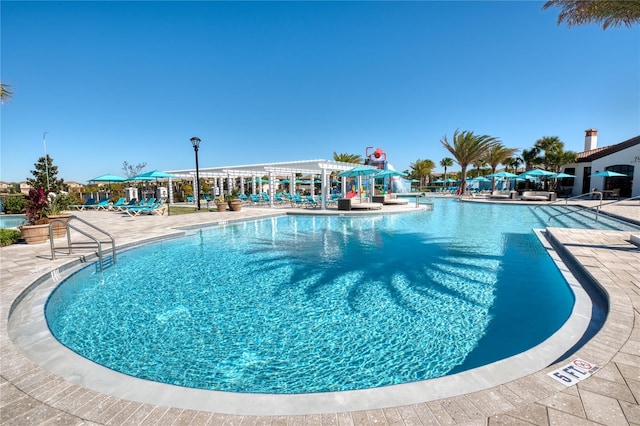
<box><xmin>225</xmin><ymin>190</ymin><xmax>242</xmax><ymax>212</ymax></box>
<box><xmin>19</xmin><ymin>187</ymin><xmax>51</xmax><ymax>244</ymax></box>
<box><xmin>44</xmin><ymin>193</ymin><xmax>73</xmax><ymax>238</ymax></box>
<box><xmin>214</xmin><ymin>196</ymin><xmax>227</xmax><ymax>212</ymax></box>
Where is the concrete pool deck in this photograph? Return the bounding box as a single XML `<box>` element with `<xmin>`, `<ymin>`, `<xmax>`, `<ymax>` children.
<box><xmin>1</xmin><ymin>200</ymin><xmax>639</xmax><ymax>425</ymax></box>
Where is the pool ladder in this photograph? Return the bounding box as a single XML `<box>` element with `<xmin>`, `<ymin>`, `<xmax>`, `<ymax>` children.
<box><xmin>49</xmin><ymin>215</ymin><xmax>116</xmax><ymax>271</ymax></box>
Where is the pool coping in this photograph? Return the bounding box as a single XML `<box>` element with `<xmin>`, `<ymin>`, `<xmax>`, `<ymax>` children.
<box><xmin>2</xmin><ymin>205</ymin><xmax>638</xmax><ymax>424</ymax></box>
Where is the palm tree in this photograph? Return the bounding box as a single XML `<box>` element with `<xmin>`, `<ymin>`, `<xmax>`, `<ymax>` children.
<box><xmin>333</xmin><ymin>152</ymin><xmax>362</xmax><ymax>164</ymax></box>
<box><xmin>409</xmin><ymin>158</ymin><xmax>435</xmax><ymax>189</ymax></box>
<box><xmin>521</xmin><ymin>148</ymin><xmax>542</xmax><ymax>171</ymax></box>
<box><xmin>440</xmin><ymin>130</ymin><xmax>499</xmax><ymax>194</ymax></box>
<box><xmin>535</xmin><ymin>136</ymin><xmax>563</xmax><ymax>170</ymax></box>
<box><xmin>543</xmin><ymin>0</ymin><xmax>640</xmax><ymax>29</ymax></box>
<box><xmin>483</xmin><ymin>144</ymin><xmax>519</xmax><ymax>191</ymax></box>
<box><xmin>440</xmin><ymin>157</ymin><xmax>454</xmax><ymax>181</ymax></box>
<box><xmin>502</xmin><ymin>156</ymin><xmax>523</xmax><ymax>174</ymax></box>
<box><xmin>1</xmin><ymin>82</ymin><xmax>13</xmax><ymax>104</ymax></box>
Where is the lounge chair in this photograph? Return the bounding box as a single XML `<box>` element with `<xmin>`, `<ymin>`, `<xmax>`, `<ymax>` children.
<box><xmin>305</xmin><ymin>195</ymin><xmax>319</xmax><ymax>208</ymax></box>
<box><xmin>84</xmin><ymin>199</ymin><xmax>111</xmax><ymax>210</ymax></box>
<box><xmin>125</xmin><ymin>201</ymin><xmax>167</xmax><ymax>217</ymax></box>
<box><xmin>249</xmin><ymin>194</ymin><xmax>262</xmax><ymax>205</ymax></box>
<box><xmin>108</xmin><ymin>198</ymin><xmax>127</xmax><ymax>210</ymax></box>
<box><xmin>70</xmin><ymin>198</ymin><xmax>97</xmax><ymax>211</ymax></box>
<box><xmin>186</xmin><ymin>195</ymin><xmax>195</xmax><ymax>203</ymax></box>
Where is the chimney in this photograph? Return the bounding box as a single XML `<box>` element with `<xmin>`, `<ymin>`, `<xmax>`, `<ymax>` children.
<box><xmin>584</xmin><ymin>128</ymin><xmax>598</xmax><ymax>151</ymax></box>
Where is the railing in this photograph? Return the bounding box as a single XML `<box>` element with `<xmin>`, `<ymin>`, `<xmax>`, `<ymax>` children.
<box><xmin>49</xmin><ymin>215</ymin><xmax>116</xmax><ymax>271</ymax></box>
<box><xmin>545</xmin><ymin>193</ymin><xmax>640</xmax><ymax>224</ymax></box>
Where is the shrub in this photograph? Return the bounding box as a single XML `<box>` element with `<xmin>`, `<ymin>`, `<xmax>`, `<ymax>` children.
<box><xmin>0</xmin><ymin>228</ymin><xmax>22</xmax><ymax>246</ymax></box>
<box><xmin>2</xmin><ymin>196</ymin><xmax>25</xmax><ymax>214</ymax></box>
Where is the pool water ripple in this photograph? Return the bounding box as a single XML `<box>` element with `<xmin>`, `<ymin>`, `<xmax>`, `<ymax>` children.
<box><xmin>44</xmin><ymin>200</ymin><xmax>594</xmax><ymax>394</ymax></box>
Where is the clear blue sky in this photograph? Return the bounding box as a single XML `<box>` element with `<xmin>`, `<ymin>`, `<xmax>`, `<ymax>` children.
<box><xmin>2</xmin><ymin>1</ymin><xmax>638</xmax><ymax>183</ymax></box>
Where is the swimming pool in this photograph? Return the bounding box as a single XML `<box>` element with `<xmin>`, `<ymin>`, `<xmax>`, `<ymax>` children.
<box><xmin>0</xmin><ymin>214</ymin><xmax>25</xmax><ymax>228</ymax></box>
<box><xmin>42</xmin><ymin>199</ymin><xmax>630</xmax><ymax>395</ymax></box>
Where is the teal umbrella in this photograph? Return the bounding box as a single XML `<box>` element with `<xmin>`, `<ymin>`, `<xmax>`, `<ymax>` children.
<box><xmin>487</xmin><ymin>171</ymin><xmax>518</xmax><ymax>178</ymax></box>
<box><xmin>549</xmin><ymin>172</ymin><xmax>575</xmax><ymax>179</ymax></box>
<box><xmin>518</xmin><ymin>168</ymin><xmax>555</xmax><ymax>178</ymax></box>
<box><xmin>338</xmin><ymin>166</ymin><xmax>379</xmax><ymax>202</ymax></box>
<box><xmin>374</xmin><ymin>169</ymin><xmax>407</xmax><ymax>178</ymax></box>
<box><xmin>590</xmin><ymin>170</ymin><xmax>627</xmax><ymax>177</ymax></box>
<box><xmin>88</xmin><ymin>174</ymin><xmax>127</xmax><ymax>183</ymax></box>
<box><xmin>132</xmin><ymin>170</ymin><xmax>179</xmax><ymax>180</ymax></box>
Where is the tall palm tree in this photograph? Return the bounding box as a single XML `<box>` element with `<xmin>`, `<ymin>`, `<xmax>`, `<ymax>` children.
<box><xmin>333</xmin><ymin>152</ymin><xmax>362</xmax><ymax>164</ymax></box>
<box><xmin>410</xmin><ymin>158</ymin><xmax>435</xmax><ymax>189</ymax></box>
<box><xmin>440</xmin><ymin>130</ymin><xmax>499</xmax><ymax>194</ymax></box>
<box><xmin>440</xmin><ymin>157</ymin><xmax>454</xmax><ymax>181</ymax></box>
<box><xmin>543</xmin><ymin>0</ymin><xmax>640</xmax><ymax>29</ymax></box>
<box><xmin>483</xmin><ymin>144</ymin><xmax>519</xmax><ymax>191</ymax></box>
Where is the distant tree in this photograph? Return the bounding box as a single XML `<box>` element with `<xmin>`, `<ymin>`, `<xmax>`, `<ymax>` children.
<box><xmin>122</xmin><ymin>161</ymin><xmax>147</xmax><ymax>178</ymax></box>
<box><xmin>26</xmin><ymin>155</ymin><xmax>66</xmax><ymax>194</ymax></box>
<box><xmin>440</xmin><ymin>157</ymin><xmax>454</xmax><ymax>180</ymax></box>
<box><xmin>503</xmin><ymin>156</ymin><xmax>523</xmax><ymax>174</ymax></box>
<box><xmin>1</xmin><ymin>82</ymin><xmax>13</xmax><ymax>103</ymax></box>
<box><xmin>440</xmin><ymin>130</ymin><xmax>499</xmax><ymax>194</ymax></box>
<box><xmin>410</xmin><ymin>159</ymin><xmax>436</xmax><ymax>188</ymax></box>
<box><xmin>333</xmin><ymin>152</ymin><xmax>363</xmax><ymax>164</ymax></box>
<box><xmin>543</xmin><ymin>0</ymin><xmax>640</xmax><ymax>29</ymax></box>
<box><xmin>521</xmin><ymin>148</ymin><xmax>542</xmax><ymax>171</ymax></box>
<box><xmin>483</xmin><ymin>144</ymin><xmax>519</xmax><ymax>191</ymax></box>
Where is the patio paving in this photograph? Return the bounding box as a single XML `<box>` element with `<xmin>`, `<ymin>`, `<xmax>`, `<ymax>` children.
<box><xmin>1</xmin><ymin>200</ymin><xmax>639</xmax><ymax>425</ymax></box>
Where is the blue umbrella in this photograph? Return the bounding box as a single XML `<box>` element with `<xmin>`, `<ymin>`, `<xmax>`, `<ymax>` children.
<box><xmin>548</xmin><ymin>172</ymin><xmax>575</xmax><ymax>179</ymax></box>
<box><xmin>518</xmin><ymin>168</ymin><xmax>555</xmax><ymax>177</ymax></box>
<box><xmin>338</xmin><ymin>166</ymin><xmax>379</xmax><ymax>201</ymax></box>
<box><xmin>487</xmin><ymin>171</ymin><xmax>518</xmax><ymax>178</ymax></box>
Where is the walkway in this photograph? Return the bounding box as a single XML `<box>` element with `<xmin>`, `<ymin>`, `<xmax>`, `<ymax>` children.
<box><xmin>1</xmin><ymin>201</ymin><xmax>639</xmax><ymax>425</ymax></box>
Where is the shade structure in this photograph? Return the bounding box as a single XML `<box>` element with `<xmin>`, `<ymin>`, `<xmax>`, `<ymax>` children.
<box><xmin>442</xmin><ymin>178</ymin><xmax>456</xmax><ymax>183</ymax></box>
<box><xmin>468</xmin><ymin>176</ymin><xmax>490</xmax><ymax>182</ymax></box>
<box><xmin>88</xmin><ymin>174</ymin><xmax>127</xmax><ymax>183</ymax></box>
<box><xmin>434</xmin><ymin>179</ymin><xmax>445</xmax><ymax>184</ymax></box>
<box><xmin>590</xmin><ymin>170</ymin><xmax>627</xmax><ymax>177</ymax></box>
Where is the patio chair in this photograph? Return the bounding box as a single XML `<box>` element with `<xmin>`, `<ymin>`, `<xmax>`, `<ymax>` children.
<box><xmin>125</xmin><ymin>201</ymin><xmax>166</xmax><ymax>217</ymax></box>
<box><xmin>70</xmin><ymin>198</ymin><xmax>96</xmax><ymax>211</ymax></box>
<box><xmin>108</xmin><ymin>198</ymin><xmax>127</xmax><ymax>211</ymax></box>
<box><xmin>186</xmin><ymin>195</ymin><xmax>195</xmax><ymax>203</ymax></box>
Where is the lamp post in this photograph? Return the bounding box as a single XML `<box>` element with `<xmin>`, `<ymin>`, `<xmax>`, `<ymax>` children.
<box><xmin>43</xmin><ymin>132</ymin><xmax>50</xmax><ymax>191</ymax></box>
<box><xmin>190</xmin><ymin>136</ymin><xmax>202</xmax><ymax>210</ymax></box>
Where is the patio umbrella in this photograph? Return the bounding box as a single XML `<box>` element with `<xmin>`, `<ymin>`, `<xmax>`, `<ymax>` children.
<box><xmin>590</xmin><ymin>170</ymin><xmax>627</xmax><ymax>177</ymax></box>
<box><xmin>338</xmin><ymin>166</ymin><xmax>380</xmax><ymax>202</ymax></box>
<box><xmin>88</xmin><ymin>174</ymin><xmax>127</xmax><ymax>183</ymax></box>
<box><xmin>88</xmin><ymin>174</ymin><xmax>127</xmax><ymax>198</ymax></box>
<box><xmin>518</xmin><ymin>168</ymin><xmax>555</xmax><ymax>177</ymax></box>
<box><xmin>132</xmin><ymin>170</ymin><xmax>179</xmax><ymax>180</ymax></box>
<box><xmin>374</xmin><ymin>169</ymin><xmax>407</xmax><ymax>178</ymax></box>
<box><xmin>487</xmin><ymin>171</ymin><xmax>518</xmax><ymax>178</ymax></box>
<box><xmin>548</xmin><ymin>172</ymin><xmax>575</xmax><ymax>179</ymax></box>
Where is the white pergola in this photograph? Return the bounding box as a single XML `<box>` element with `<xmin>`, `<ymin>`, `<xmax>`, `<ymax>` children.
<box><xmin>167</xmin><ymin>159</ymin><xmax>369</xmax><ymax>209</ymax></box>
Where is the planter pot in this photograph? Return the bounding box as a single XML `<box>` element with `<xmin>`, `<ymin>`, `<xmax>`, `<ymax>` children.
<box><xmin>215</xmin><ymin>202</ymin><xmax>227</xmax><ymax>212</ymax></box>
<box><xmin>228</xmin><ymin>200</ymin><xmax>243</xmax><ymax>212</ymax></box>
<box><xmin>19</xmin><ymin>223</ymin><xmax>50</xmax><ymax>244</ymax></box>
<box><xmin>47</xmin><ymin>214</ymin><xmax>72</xmax><ymax>238</ymax></box>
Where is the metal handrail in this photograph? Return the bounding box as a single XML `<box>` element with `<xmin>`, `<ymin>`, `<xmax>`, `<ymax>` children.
<box><xmin>49</xmin><ymin>215</ymin><xmax>116</xmax><ymax>271</ymax></box>
<box><xmin>534</xmin><ymin>191</ymin><xmax>603</xmax><ymax>210</ymax></box>
<box><xmin>546</xmin><ymin>194</ymin><xmax>640</xmax><ymax>224</ymax></box>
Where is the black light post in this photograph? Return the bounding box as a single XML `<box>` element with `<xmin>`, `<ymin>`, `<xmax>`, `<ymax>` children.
<box><xmin>190</xmin><ymin>136</ymin><xmax>202</xmax><ymax>210</ymax></box>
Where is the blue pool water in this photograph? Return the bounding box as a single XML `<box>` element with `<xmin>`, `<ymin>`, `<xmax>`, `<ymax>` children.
<box><xmin>0</xmin><ymin>214</ymin><xmax>25</xmax><ymax>228</ymax></box>
<box><xmin>45</xmin><ymin>199</ymin><xmax>631</xmax><ymax>394</ymax></box>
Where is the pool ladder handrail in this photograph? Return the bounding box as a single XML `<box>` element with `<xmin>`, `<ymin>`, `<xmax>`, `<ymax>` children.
<box><xmin>49</xmin><ymin>215</ymin><xmax>116</xmax><ymax>271</ymax></box>
<box><xmin>545</xmin><ymin>193</ymin><xmax>640</xmax><ymax>224</ymax></box>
